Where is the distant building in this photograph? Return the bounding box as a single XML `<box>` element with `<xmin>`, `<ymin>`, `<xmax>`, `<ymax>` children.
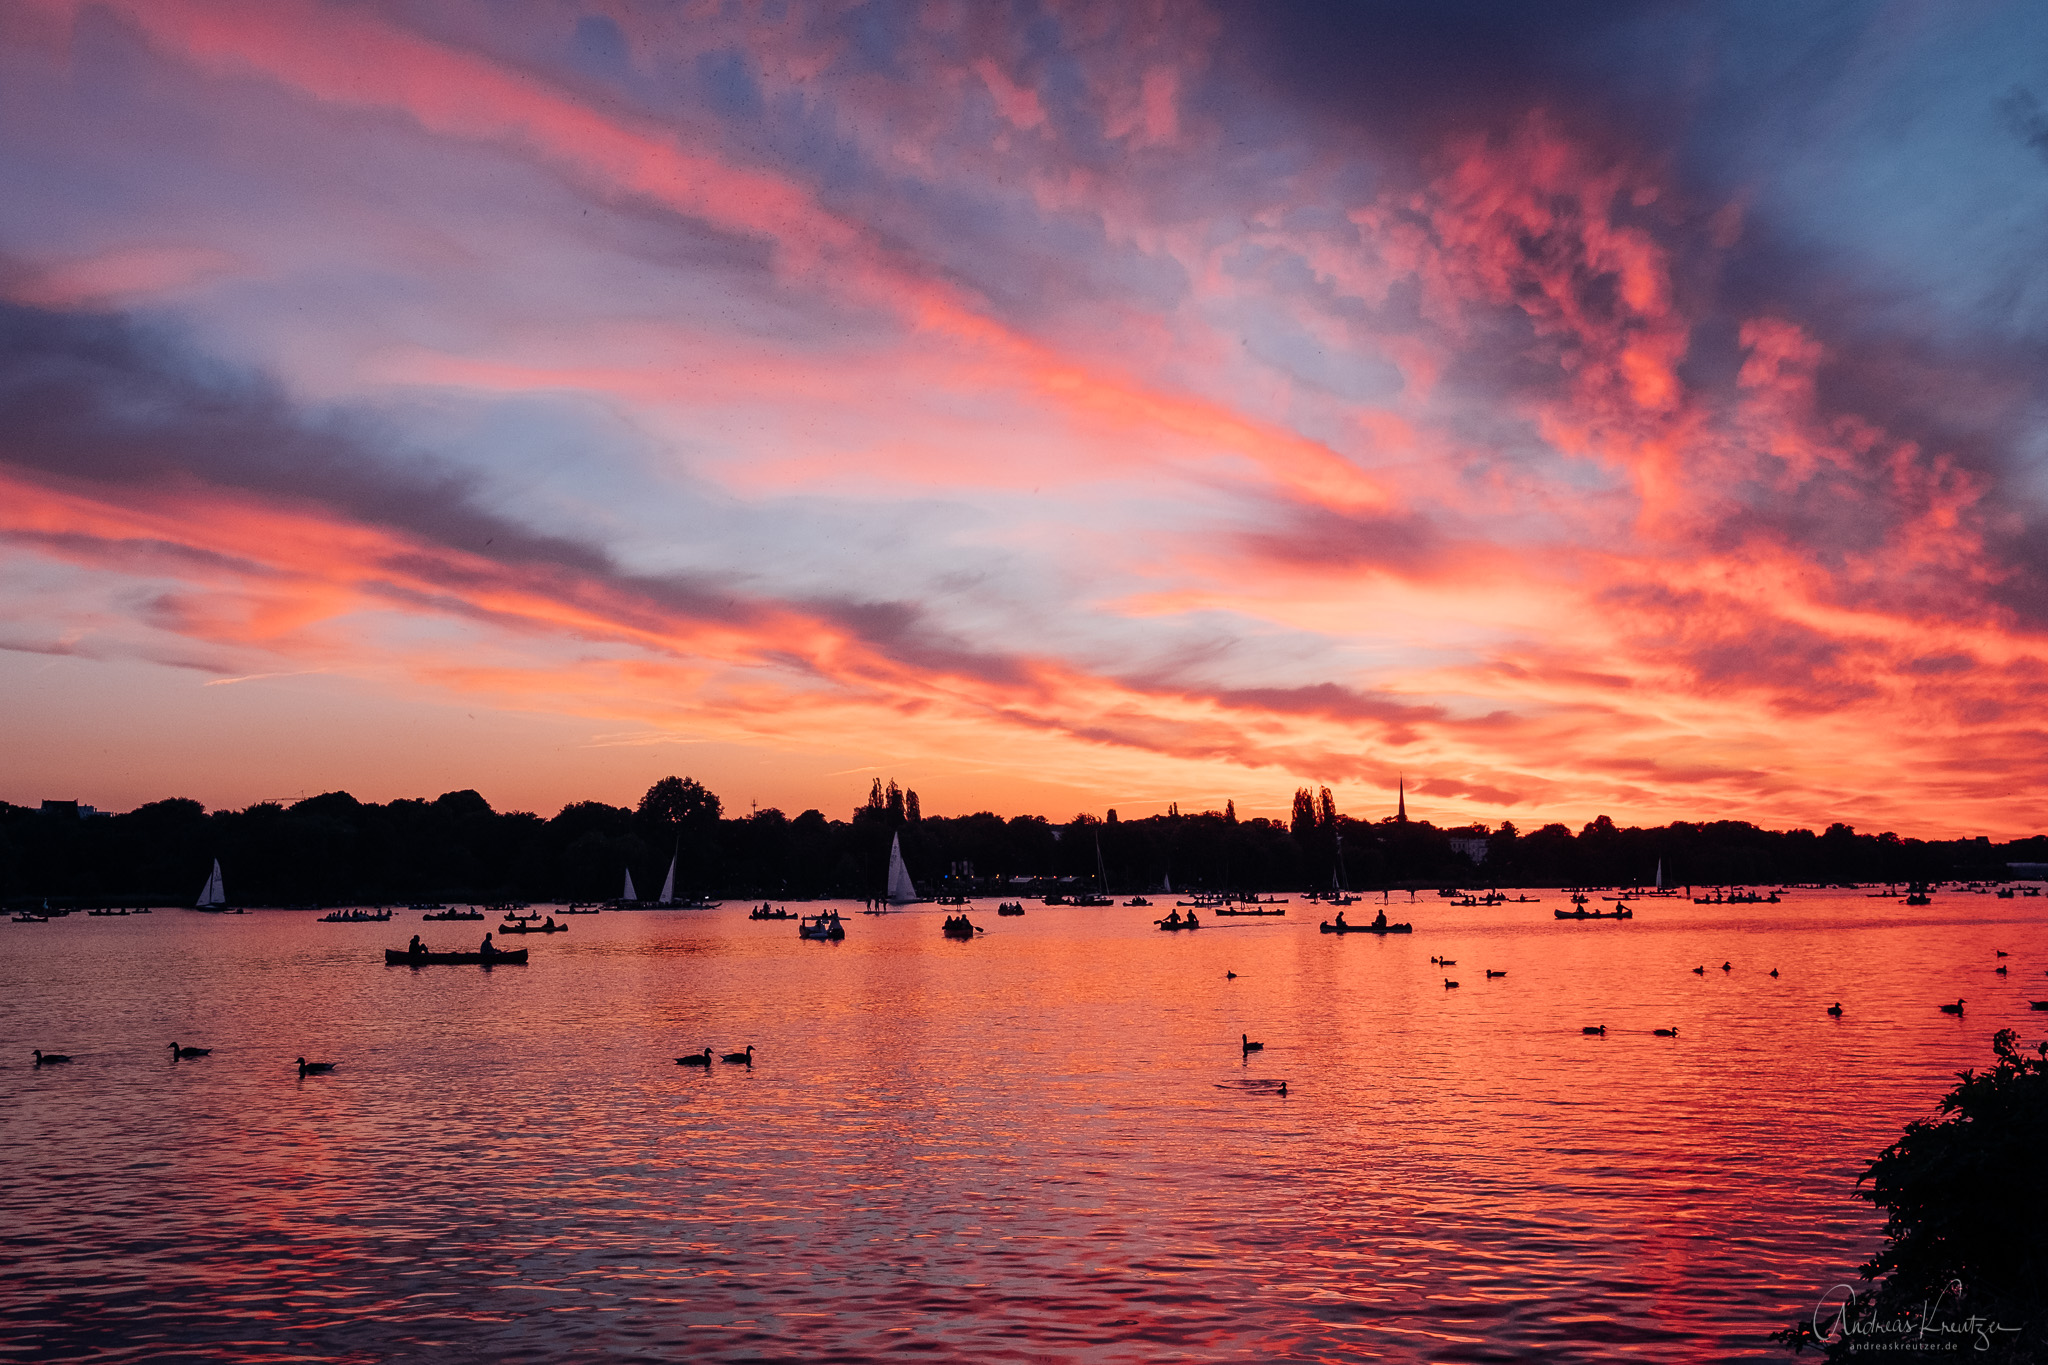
<box><xmin>40</xmin><ymin>800</ymin><xmax>107</xmax><ymax>819</ymax></box>
<box><xmin>1448</xmin><ymin>836</ymin><xmax>1489</xmax><ymax>865</ymax></box>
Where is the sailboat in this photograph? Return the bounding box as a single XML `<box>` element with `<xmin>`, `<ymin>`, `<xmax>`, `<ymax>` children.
<box><xmin>194</xmin><ymin>859</ymin><xmax>238</xmax><ymax>912</ymax></box>
<box><xmin>621</xmin><ymin>867</ymin><xmax>640</xmax><ymax>905</ymax></box>
<box><xmin>1073</xmin><ymin>833</ymin><xmax>1113</xmax><ymax>905</ymax></box>
<box><xmin>657</xmin><ymin>845</ymin><xmax>677</xmax><ymax>906</ymax></box>
<box><xmin>885</xmin><ymin>832</ymin><xmax>922</xmax><ymax>905</ymax></box>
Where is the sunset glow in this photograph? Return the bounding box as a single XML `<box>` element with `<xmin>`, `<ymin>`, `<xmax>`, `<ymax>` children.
<box><xmin>4</xmin><ymin>2</ymin><xmax>2045</xmax><ymax>833</ymax></box>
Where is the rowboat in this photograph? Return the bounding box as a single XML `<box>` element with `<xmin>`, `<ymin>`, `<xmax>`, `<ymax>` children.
<box><xmin>384</xmin><ymin>948</ymin><xmax>529</xmax><ymax>965</ymax></box>
<box><xmin>499</xmin><ymin>922</ymin><xmax>566</xmax><ymax>934</ymax></box>
<box><xmin>1319</xmin><ymin>920</ymin><xmax>1412</xmax><ymax>934</ymax></box>
<box><xmin>1554</xmin><ymin>908</ymin><xmax>1633</xmax><ymax>920</ymax></box>
<box><xmin>422</xmin><ymin>909</ymin><xmax>483</xmax><ymax>921</ymax></box>
<box><xmin>1211</xmin><ymin>907</ymin><xmax>1286</xmax><ymax>916</ymax></box>
<box><xmin>798</xmin><ymin>915</ymin><xmax>845</xmax><ymax>941</ymax></box>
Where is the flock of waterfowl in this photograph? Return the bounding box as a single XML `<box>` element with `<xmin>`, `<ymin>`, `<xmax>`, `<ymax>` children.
<box><xmin>29</xmin><ymin>1045</ymin><xmax>332</xmax><ymax>1075</ymax></box>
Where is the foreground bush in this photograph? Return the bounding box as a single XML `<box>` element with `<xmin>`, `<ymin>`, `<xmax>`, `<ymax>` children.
<box><xmin>1778</xmin><ymin>1028</ymin><xmax>2048</xmax><ymax>1360</ymax></box>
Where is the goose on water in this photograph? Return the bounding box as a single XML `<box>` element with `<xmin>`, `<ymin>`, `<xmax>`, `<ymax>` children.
<box><xmin>1582</xmin><ymin>1025</ymin><xmax>1606</xmax><ymax>1036</ymax></box>
<box><xmin>1444</xmin><ymin>979</ymin><xmax>1460</xmax><ymax>989</ymax></box>
<box><xmin>1827</xmin><ymin>1002</ymin><xmax>1844</xmax><ymax>1017</ymax></box>
<box><xmin>1769</xmin><ymin>969</ymin><xmax>1779</xmax><ymax>978</ymax></box>
<box><xmin>1430</xmin><ymin>956</ymin><xmax>1457</xmax><ymax>966</ymax></box>
<box><xmin>1938</xmin><ymin>999</ymin><xmax>1965</xmax><ymax>1016</ymax></box>
<box><xmin>169</xmin><ymin>1043</ymin><xmax>211</xmax><ymax>1059</ymax></box>
<box><xmin>1225</xmin><ymin>970</ymin><xmax>1237</xmax><ymax>979</ymax></box>
<box><xmin>1485</xmin><ymin>969</ymin><xmax>1507</xmax><ymax>978</ymax></box>
<box><xmin>721</xmin><ymin>1046</ymin><xmax>754</xmax><ymax>1065</ymax></box>
<box><xmin>33</xmin><ymin>1049</ymin><xmax>71</xmax><ymax>1066</ymax></box>
<box><xmin>1692</xmin><ymin>965</ymin><xmax>1706</xmax><ymax>975</ymax></box>
<box><xmin>1996</xmin><ymin>965</ymin><xmax>2008</xmax><ymax>976</ymax></box>
<box><xmin>677</xmin><ymin>1048</ymin><xmax>713</xmax><ymax>1067</ymax></box>
<box><xmin>295</xmin><ymin>1057</ymin><xmax>337</xmax><ymax>1074</ymax></box>
<box><xmin>1721</xmin><ymin>961</ymin><xmax>1732</xmax><ymax>972</ymax></box>
<box><xmin>1996</xmin><ymin>950</ymin><xmax>2009</xmax><ymax>958</ymax></box>
<box><xmin>1241</xmin><ymin>1033</ymin><xmax>1263</xmax><ymax>1053</ymax></box>
<box><xmin>1653</xmin><ymin>1027</ymin><xmax>1678</xmax><ymax>1038</ymax></box>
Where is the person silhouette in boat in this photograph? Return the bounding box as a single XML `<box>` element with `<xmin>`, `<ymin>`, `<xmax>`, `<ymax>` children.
<box><xmin>1334</xmin><ymin>910</ymin><xmax>1348</xmax><ymax>929</ymax></box>
<box><xmin>542</xmin><ymin>915</ymin><xmax>556</xmax><ymax>930</ymax></box>
<box><xmin>1164</xmin><ymin>908</ymin><xmax>1182</xmax><ymax>927</ymax></box>
<box><xmin>408</xmin><ymin>934</ymin><xmax>426</xmax><ymax>957</ymax></box>
<box><xmin>1372</xmin><ymin>908</ymin><xmax>1387</xmax><ymax>930</ymax></box>
<box><xmin>1185</xmin><ymin>909</ymin><xmax>1199</xmax><ymax>927</ymax></box>
<box><xmin>480</xmin><ymin>932</ymin><xmax>497</xmax><ymax>956</ymax></box>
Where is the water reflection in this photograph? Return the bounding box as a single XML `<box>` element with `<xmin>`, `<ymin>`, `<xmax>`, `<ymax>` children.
<box><xmin>1</xmin><ymin>891</ymin><xmax>2041</xmax><ymax>1360</ymax></box>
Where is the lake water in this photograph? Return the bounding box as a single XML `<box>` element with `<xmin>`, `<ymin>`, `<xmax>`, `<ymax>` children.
<box><xmin>3</xmin><ymin>888</ymin><xmax>2043</xmax><ymax>1362</ymax></box>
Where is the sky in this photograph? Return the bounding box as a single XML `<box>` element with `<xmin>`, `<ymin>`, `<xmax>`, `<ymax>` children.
<box><xmin>3</xmin><ymin>0</ymin><xmax>2046</xmax><ymax>836</ymax></box>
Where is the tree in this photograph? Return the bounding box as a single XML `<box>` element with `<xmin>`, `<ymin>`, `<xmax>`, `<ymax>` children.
<box><xmin>1290</xmin><ymin>788</ymin><xmax>1316</xmax><ymax>839</ymax></box>
<box><xmin>905</xmin><ymin>789</ymin><xmax>921</xmax><ymax>822</ymax></box>
<box><xmin>638</xmin><ymin>776</ymin><xmax>721</xmax><ymax>829</ymax></box>
<box><xmin>1777</xmin><ymin>1029</ymin><xmax>2048</xmax><ymax>1360</ymax></box>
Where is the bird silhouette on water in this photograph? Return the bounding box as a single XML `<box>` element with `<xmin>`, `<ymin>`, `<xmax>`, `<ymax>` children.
<box><xmin>1692</xmin><ymin>965</ymin><xmax>1706</xmax><ymax>975</ymax></box>
<box><xmin>33</xmin><ymin>1050</ymin><xmax>71</xmax><ymax>1066</ymax></box>
<box><xmin>1653</xmin><ymin>1027</ymin><xmax>1679</xmax><ymax>1038</ymax></box>
<box><xmin>1444</xmin><ymin>978</ymin><xmax>1460</xmax><ymax>989</ymax></box>
<box><xmin>1242</xmin><ymin>1033</ymin><xmax>1263</xmax><ymax>1053</ymax></box>
<box><xmin>1827</xmin><ymin>1002</ymin><xmax>1845</xmax><ymax>1017</ymax></box>
<box><xmin>1582</xmin><ymin>1025</ymin><xmax>1606</xmax><ymax>1036</ymax></box>
<box><xmin>720</xmin><ymin>1046</ymin><xmax>754</xmax><ymax>1065</ymax></box>
<box><xmin>296</xmin><ymin>1057</ymin><xmax>337</xmax><ymax>1075</ymax></box>
<box><xmin>1939</xmin><ymin>999</ymin><xmax>1965</xmax><ymax>1016</ymax></box>
<box><xmin>677</xmin><ymin>1048</ymin><xmax>713</xmax><ymax>1067</ymax></box>
<box><xmin>169</xmin><ymin>1043</ymin><xmax>211</xmax><ymax>1059</ymax></box>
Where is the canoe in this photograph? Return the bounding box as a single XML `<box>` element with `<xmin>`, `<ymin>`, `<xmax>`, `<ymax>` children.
<box><xmin>1319</xmin><ymin>921</ymin><xmax>1412</xmax><ymax>934</ymax></box>
<box><xmin>941</xmin><ymin>924</ymin><xmax>980</xmax><ymax>939</ymax></box>
<box><xmin>1212</xmin><ymin>907</ymin><xmax>1286</xmax><ymax>916</ymax></box>
<box><xmin>1155</xmin><ymin>920</ymin><xmax>1200</xmax><ymax>931</ymax></box>
<box><xmin>422</xmin><ymin>910</ymin><xmax>483</xmax><ymax>921</ymax></box>
<box><xmin>1554</xmin><ymin>909</ymin><xmax>1633</xmax><ymax>920</ymax></box>
<box><xmin>384</xmin><ymin>948</ymin><xmax>529</xmax><ymax>965</ymax></box>
<box><xmin>499</xmin><ymin>923</ymin><xmax>566</xmax><ymax>933</ymax></box>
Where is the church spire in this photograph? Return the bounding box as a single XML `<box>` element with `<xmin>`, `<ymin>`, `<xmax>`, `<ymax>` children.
<box><xmin>1396</xmin><ymin>774</ymin><xmax>1407</xmax><ymax>824</ymax></box>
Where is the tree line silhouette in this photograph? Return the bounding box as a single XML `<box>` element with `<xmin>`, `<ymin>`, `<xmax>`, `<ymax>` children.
<box><xmin>3</xmin><ymin>777</ymin><xmax>2037</xmax><ymax>907</ymax></box>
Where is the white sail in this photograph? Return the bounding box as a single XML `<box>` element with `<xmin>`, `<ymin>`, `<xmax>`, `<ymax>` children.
<box><xmin>1094</xmin><ymin>833</ymin><xmax>1110</xmax><ymax>894</ymax></box>
<box><xmin>1655</xmin><ymin>858</ymin><xmax>1664</xmax><ymax>891</ymax></box>
<box><xmin>885</xmin><ymin>832</ymin><xmax>920</xmax><ymax>904</ymax></box>
<box><xmin>1163</xmin><ymin>871</ymin><xmax>1172</xmax><ymax>894</ymax></box>
<box><xmin>196</xmin><ymin>859</ymin><xmax>225</xmax><ymax>907</ymax></box>
<box><xmin>658</xmin><ymin>849</ymin><xmax>677</xmax><ymax>905</ymax></box>
<box><xmin>623</xmin><ymin>867</ymin><xmax>639</xmax><ymax>903</ymax></box>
